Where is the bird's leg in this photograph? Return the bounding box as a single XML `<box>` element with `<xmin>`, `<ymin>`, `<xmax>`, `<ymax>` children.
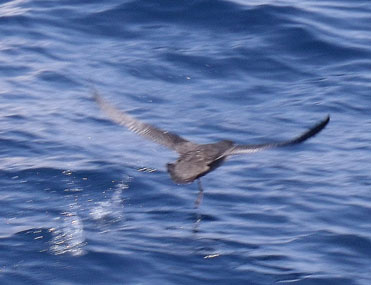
<box><xmin>192</xmin><ymin>179</ymin><xmax>204</xmax><ymax>233</ymax></box>
<box><xmin>194</xmin><ymin>179</ymin><xmax>204</xmax><ymax>208</ymax></box>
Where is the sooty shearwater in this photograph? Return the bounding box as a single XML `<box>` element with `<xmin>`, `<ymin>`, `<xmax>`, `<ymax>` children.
<box><xmin>94</xmin><ymin>93</ymin><xmax>330</xmax><ymax>188</ymax></box>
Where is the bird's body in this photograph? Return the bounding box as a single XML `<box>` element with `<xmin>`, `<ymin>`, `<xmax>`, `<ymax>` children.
<box><xmin>94</xmin><ymin>93</ymin><xmax>330</xmax><ymax>184</ymax></box>
<box><xmin>167</xmin><ymin>140</ymin><xmax>234</xmax><ymax>183</ymax></box>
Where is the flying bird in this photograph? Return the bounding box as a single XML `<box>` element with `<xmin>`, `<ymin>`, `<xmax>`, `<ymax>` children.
<box><xmin>94</xmin><ymin>93</ymin><xmax>329</xmax><ymax>205</ymax></box>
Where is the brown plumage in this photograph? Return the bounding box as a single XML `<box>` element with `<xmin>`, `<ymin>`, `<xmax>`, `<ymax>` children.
<box><xmin>94</xmin><ymin>93</ymin><xmax>330</xmax><ymax>184</ymax></box>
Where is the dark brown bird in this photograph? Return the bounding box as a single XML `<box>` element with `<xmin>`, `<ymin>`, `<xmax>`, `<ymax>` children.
<box><xmin>94</xmin><ymin>93</ymin><xmax>330</xmax><ymax>186</ymax></box>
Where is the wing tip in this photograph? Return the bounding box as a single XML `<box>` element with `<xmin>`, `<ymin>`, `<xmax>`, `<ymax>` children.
<box><xmin>319</xmin><ymin>114</ymin><xmax>331</xmax><ymax>130</ymax></box>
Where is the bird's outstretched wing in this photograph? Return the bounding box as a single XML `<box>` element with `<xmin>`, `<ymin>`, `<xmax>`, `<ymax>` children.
<box><xmin>229</xmin><ymin>115</ymin><xmax>330</xmax><ymax>155</ymax></box>
<box><xmin>94</xmin><ymin>92</ymin><xmax>191</xmax><ymax>152</ymax></box>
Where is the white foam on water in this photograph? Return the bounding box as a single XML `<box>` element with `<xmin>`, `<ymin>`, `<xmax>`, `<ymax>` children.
<box><xmin>89</xmin><ymin>180</ymin><xmax>129</xmax><ymax>221</ymax></box>
<box><xmin>50</xmin><ymin>212</ymin><xmax>86</xmax><ymax>256</ymax></box>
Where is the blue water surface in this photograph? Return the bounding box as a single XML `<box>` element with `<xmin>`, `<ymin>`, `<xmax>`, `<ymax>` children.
<box><xmin>0</xmin><ymin>0</ymin><xmax>370</xmax><ymax>284</ymax></box>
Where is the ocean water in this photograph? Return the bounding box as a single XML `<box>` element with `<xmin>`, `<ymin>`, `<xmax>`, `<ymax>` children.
<box><xmin>0</xmin><ymin>0</ymin><xmax>370</xmax><ymax>284</ymax></box>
